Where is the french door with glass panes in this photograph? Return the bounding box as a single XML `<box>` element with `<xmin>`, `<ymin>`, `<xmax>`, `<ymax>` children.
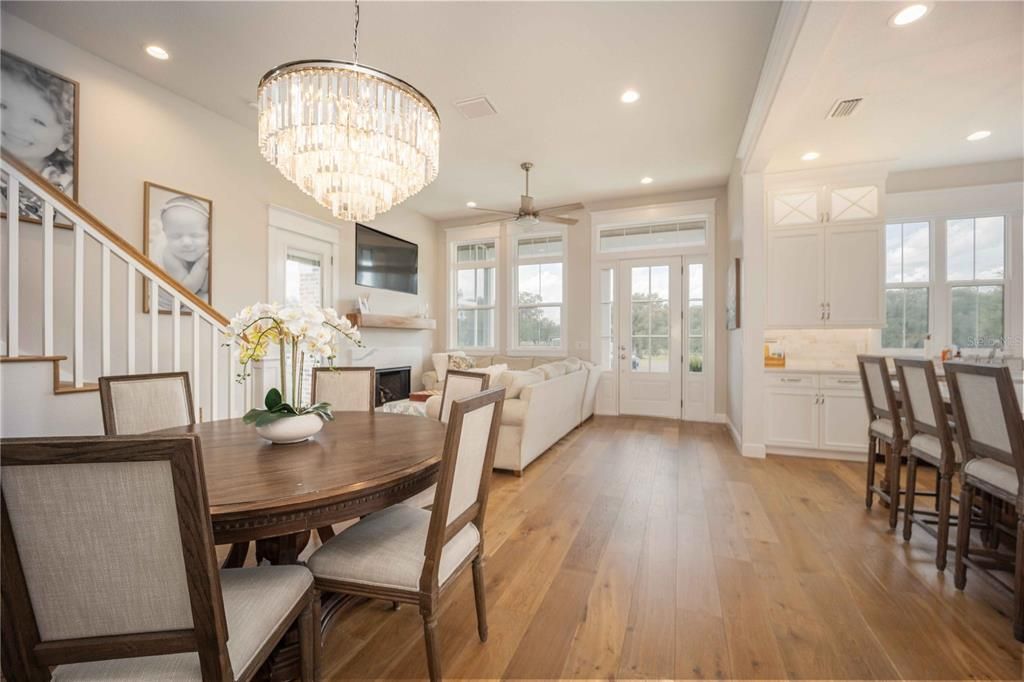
<box><xmin>682</xmin><ymin>256</ymin><xmax>709</xmax><ymax>421</ymax></box>
<box><xmin>618</xmin><ymin>258</ymin><xmax>682</xmax><ymax>418</ymax></box>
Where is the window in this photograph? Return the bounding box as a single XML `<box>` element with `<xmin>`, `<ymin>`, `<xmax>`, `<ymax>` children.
<box><xmin>598</xmin><ymin>267</ymin><xmax>615</xmax><ymax>370</ymax></box>
<box><xmin>883</xmin><ymin>222</ymin><xmax>930</xmax><ymax>349</ymax></box>
<box><xmin>452</xmin><ymin>240</ymin><xmax>496</xmax><ymax>349</ymax></box>
<box><xmin>285</xmin><ymin>250</ymin><xmax>324</xmax><ymax>306</ymax></box>
<box><xmin>599</xmin><ymin>219</ymin><xmax>706</xmax><ymax>254</ymax></box>
<box><xmin>687</xmin><ymin>264</ymin><xmax>704</xmax><ymax>372</ymax></box>
<box><xmin>513</xmin><ymin>233</ymin><xmax>565</xmax><ymax>350</ymax></box>
<box><xmin>629</xmin><ymin>265</ymin><xmax>670</xmax><ymax>372</ymax></box>
<box><xmin>947</xmin><ymin>216</ymin><xmax>1005</xmax><ymax>349</ymax></box>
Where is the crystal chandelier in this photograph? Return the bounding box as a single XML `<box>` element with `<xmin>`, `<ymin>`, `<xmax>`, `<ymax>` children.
<box><xmin>257</xmin><ymin>0</ymin><xmax>440</xmax><ymax>222</ymax></box>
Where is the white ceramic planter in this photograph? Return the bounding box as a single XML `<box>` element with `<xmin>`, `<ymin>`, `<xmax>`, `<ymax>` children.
<box><xmin>255</xmin><ymin>413</ymin><xmax>324</xmax><ymax>444</ymax></box>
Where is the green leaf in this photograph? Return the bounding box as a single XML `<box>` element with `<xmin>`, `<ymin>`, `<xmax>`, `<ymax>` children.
<box><xmin>269</xmin><ymin>402</ymin><xmax>298</xmax><ymax>415</ymax></box>
<box><xmin>264</xmin><ymin>388</ymin><xmax>283</xmax><ymax>410</ymax></box>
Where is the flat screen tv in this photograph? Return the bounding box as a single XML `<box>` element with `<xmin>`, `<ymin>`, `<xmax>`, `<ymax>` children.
<box><xmin>355</xmin><ymin>224</ymin><xmax>418</xmax><ymax>295</ymax></box>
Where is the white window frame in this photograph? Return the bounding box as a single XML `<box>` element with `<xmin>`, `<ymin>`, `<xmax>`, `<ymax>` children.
<box><xmin>880</xmin><ymin>220</ymin><xmax>933</xmax><ymax>354</ymax></box>
<box><xmin>446</xmin><ymin>225</ymin><xmax>500</xmax><ymax>353</ymax></box>
<box><xmin>943</xmin><ymin>214</ymin><xmax>1009</xmax><ymax>351</ymax></box>
<box><xmin>508</xmin><ymin>224</ymin><xmax>568</xmax><ymax>355</ymax></box>
<box><xmin>878</xmin><ymin>183</ymin><xmax>1022</xmax><ymax>357</ymax></box>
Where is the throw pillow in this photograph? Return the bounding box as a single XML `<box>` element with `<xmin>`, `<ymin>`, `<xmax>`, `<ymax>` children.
<box><xmin>537</xmin><ymin>362</ymin><xmax>567</xmax><ymax>380</ymax></box>
<box><xmin>469</xmin><ymin>363</ymin><xmax>508</xmax><ymax>385</ymax></box>
<box><xmin>432</xmin><ymin>351</ymin><xmax>466</xmax><ymax>382</ymax></box>
<box><xmin>497</xmin><ymin>368</ymin><xmax>544</xmax><ymax>398</ymax></box>
<box><xmin>448</xmin><ymin>355</ymin><xmax>476</xmax><ymax>371</ymax></box>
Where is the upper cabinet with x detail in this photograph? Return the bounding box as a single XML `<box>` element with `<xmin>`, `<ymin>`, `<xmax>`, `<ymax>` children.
<box><xmin>769</xmin><ymin>182</ymin><xmax>881</xmax><ymax>228</ymax></box>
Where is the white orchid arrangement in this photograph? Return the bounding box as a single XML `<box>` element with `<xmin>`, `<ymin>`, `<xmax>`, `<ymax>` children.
<box><xmin>226</xmin><ymin>303</ymin><xmax>364</xmax><ymax>425</ymax></box>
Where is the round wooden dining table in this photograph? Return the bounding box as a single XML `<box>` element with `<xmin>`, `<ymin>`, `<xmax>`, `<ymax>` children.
<box><xmin>158</xmin><ymin>411</ymin><xmax>445</xmax><ymax>565</ymax></box>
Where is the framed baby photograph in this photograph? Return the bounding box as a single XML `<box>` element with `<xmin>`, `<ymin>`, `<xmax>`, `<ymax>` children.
<box><xmin>0</xmin><ymin>50</ymin><xmax>79</xmax><ymax>227</ymax></box>
<box><xmin>143</xmin><ymin>182</ymin><xmax>213</xmax><ymax>314</ymax></box>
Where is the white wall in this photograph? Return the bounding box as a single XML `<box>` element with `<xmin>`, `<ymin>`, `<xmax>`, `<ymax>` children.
<box><xmin>725</xmin><ymin>160</ymin><xmax>743</xmax><ymax>438</ymax></box>
<box><xmin>1</xmin><ymin>13</ymin><xmax>442</xmax><ymax>388</ymax></box>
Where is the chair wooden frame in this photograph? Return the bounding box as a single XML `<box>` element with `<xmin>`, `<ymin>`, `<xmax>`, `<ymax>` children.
<box><xmin>945</xmin><ymin>362</ymin><xmax>1024</xmax><ymax>642</ymax></box>
<box><xmin>894</xmin><ymin>357</ymin><xmax>961</xmax><ymax>570</ymax></box>
<box><xmin>313</xmin><ymin>386</ymin><xmax>506</xmax><ymax>681</ymax></box>
<box><xmin>98</xmin><ymin>371</ymin><xmax>196</xmax><ymax>435</ymax></box>
<box><xmin>311</xmin><ymin>366</ymin><xmax>376</xmax><ymax>412</ymax></box>
<box><xmin>857</xmin><ymin>355</ymin><xmax>906</xmax><ymax>529</ymax></box>
<box><xmin>438</xmin><ymin>369</ymin><xmax>491</xmax><ymax>423</ymax></box>
<box><xmin>0</xmin><ymin>434</ymin><xmax>319</xmax><ymax>681</ymax></box>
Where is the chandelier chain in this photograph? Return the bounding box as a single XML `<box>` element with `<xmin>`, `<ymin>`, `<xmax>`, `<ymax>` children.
<box><xmin>353</xmin><ymin>0</ymin><xmax>360</xmax><ymax>64</ymax></box>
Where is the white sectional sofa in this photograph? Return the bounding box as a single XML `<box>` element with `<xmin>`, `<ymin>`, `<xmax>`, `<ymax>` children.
<box><xmin>425</xmin><ymin>354</ymin><xmax>600</xmax><ymax>475</ymax></box>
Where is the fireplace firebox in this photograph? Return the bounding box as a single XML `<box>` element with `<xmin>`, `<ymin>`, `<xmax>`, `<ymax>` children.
<box><xmin>376</xmin><ymin>366</ymin><xmax>411</xmax><ymax>406</ymax></box>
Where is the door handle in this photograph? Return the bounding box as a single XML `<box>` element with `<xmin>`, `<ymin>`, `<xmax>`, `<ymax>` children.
<box><xmin>826</xmin><ymin>302</ymin><xmax>831</xmax><ymax>320</ymax></box>
<box><xmin>820</xmin><ymin>303</ymin><xmax>825</xmax><ymax>320</ymax></box>
<box><xmin>619</xmin><ymin>353</ymin><xmax>627</xmax><ymax>360</ymax></box>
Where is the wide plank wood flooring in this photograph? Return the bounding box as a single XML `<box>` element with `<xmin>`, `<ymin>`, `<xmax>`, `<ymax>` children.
<box><xmin>306</xmin><ymin>416</ymin><xmax>1023</xmax><ymax>680</ymax></box>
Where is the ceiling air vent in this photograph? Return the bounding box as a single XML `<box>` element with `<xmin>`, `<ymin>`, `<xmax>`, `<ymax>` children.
<box><xmin>454</xmin><ymin>96</ymin><xmax>498</xmax><ymax>119</ymax></box>
<box><xmin>826</xmin><ymin>97</ymin><xmax>863</xmax><ymax>119</ymax></box>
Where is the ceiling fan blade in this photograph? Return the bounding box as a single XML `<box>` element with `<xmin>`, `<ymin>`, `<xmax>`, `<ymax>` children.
<box><xmin>470</xmin><ymin>207</ymin><xmax>519</xmax><ymax>216</ymax></box>
<box><xmin>538</xmin><ymin>202</ymin><xmax>584</xmax><ymax>215</ymax></box>
<box><xmin>539</xmin><ymin>215</ymin><xmax>579</xmax><ymax>226</ymax></box>
<box><xmin>442</xmin><ymin>213</ymin><xmax>511</xmax><ymax>229</ymax></box>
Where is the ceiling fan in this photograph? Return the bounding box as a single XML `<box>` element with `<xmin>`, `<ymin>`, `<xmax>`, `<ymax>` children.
<box><xmin>463</xmin><ymin>162</ymin><xmax>583</xmax><ymax>227</ymax></box>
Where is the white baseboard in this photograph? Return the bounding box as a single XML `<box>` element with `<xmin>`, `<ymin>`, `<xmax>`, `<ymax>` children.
<box><xmin>766</xmin><ymin>445</ymin><xmax>866</xmax><ymax>462</ymax></box>
<box><xmin>742</xmin><ymin>443</ymin><xmax>767</xmax><ymax>459</ymax></box>
<box><xmin>726</xmin><ymin>417</ymin><xmax>742</xmax><ymax>453</ymax></box>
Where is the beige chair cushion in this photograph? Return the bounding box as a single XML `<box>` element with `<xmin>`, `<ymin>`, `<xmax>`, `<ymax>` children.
<box><xmin>962</xmin><ymin>457</ymin><xmax>1019</xmax><ymax>498</ymax></box>
<box><xmin>537</xmin><ymin>362</ymin><xmax>568</xmax><ymax>380</ymax></box>
<box><xmin>870</xmin><ymin>418</ymin><xmax>904</xmax><ymax>440</ymax></box>
<box><xmin>501</xmin><ymin>399</ymin><xmax>528</xmax><ymax>426</ymax></box>
<box><xmin>909</xmin><ymin>433</ymin><xmax>962</xmax><ymax>465</ymax></box>
<box><xmin>497</xmin><ymin>369</ymin><xmax>544</xmax><ymax>399</ymax></box>
<box><xmin>496</xmin><ymin>355</ymin><xmax>534</xmax><ymax>370</ymax></box>
<box><xmin>469</xmin><ymin>355</ymin><xmax>494</xmax><ymax>368</ymax></box>
<box><xmin>532</xmin><ymin>356</ymin><xmax>564</xmax><ymax>367</ymax></box>
<box><xmin>562</xmin><ymin>357</ymin><xmax>583</xmax><ymax>372</ymax></box>
<box><xmin>307</xmin><ymin>505</ymin><xmax>480</xmax><ymax>591</ymax></box>
<box><xmin>52</xmin><ymin>566</ymin><xmax>312</xmax><ymax>682</ymax></box>
<box><xmin>314</xmin><ymin>369</ymin><xmax>374</xmax><ymax>411</ymax></box>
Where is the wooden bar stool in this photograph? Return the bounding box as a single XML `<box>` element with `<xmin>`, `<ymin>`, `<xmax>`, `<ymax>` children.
<box><xmin>857</xmin><ymin>355</ymin><xmax>905</xmax><ymax>529</ymax></box>
<box><xmin>946</xmin><ymin>361</ymin><xmax>1024</xmax><ymax>642</ymax></box>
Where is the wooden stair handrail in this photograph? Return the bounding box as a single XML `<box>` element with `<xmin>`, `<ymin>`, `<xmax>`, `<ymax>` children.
<box><xmin>2</xmin><ymin>150</ymin><xmax>229</xmax><ymax>327</ymax></box>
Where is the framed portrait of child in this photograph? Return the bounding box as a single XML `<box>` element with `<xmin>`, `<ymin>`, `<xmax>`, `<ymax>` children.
<box><xmin>143</xmin><ymin>182</ymin><xmax>212</xmax><ymax>314</ymax></box>
<box><xmin>0</xmin><ymin>51</ymin><xmax>79</xmax><ymax>227</ymax></box>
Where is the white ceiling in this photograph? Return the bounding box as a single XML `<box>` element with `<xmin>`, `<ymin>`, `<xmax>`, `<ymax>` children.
<box><xmin>761</xmin><ymin>1</ymin><xmax>1023</xmax><ymax>174</ymax></box>
<box><xmin>4</xmin><ymin>1</ymin><xmax>780</xmax><ymax>221</ymax></box>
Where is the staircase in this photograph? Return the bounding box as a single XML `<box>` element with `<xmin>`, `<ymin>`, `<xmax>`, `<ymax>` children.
<box><xmin>1</xmin><ymin>151</ymin><xmax>253</xmax><ymax>436</ymax></box>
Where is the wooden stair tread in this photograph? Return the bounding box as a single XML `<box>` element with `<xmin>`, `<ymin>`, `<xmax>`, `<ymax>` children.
<box><xmin>54</xmin><ymin>381</ymin><xmax>99</xmax><ymax>394</ymax></box>
<box><xmin>0</xmin><ymin>354</ymin><xmax>68</xmax><ymax>363</ymax></box>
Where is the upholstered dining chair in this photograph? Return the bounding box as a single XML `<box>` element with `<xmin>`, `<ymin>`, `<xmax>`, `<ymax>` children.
<box><xmin>98</xmin><ymin>371</ymin><xmax>195</xmax><ymax>434</ymax></box>
<box><xmin>857</xmin><ymin>355</ymin><xmax>906</xmax><ymax>529</ymax></box>
<box><xmin>307</xmin><ymin>386</ymin><xmax>506</xmax><ymax>682</ymax></box>
<box><xmin>945</xmin><ymin>362</ymin><xmax>1024</xmax><ymax>642</ymax></box>
<box><xmin>403</xmin><ymin>370</ymin><xmax>493</xmax><ymax>510</ymax></box>
<box><xmin>311</xmin><ymin>366</ymin><xmax>376</xmax><ymax>412</ymax></box>
<box><xmin>894</xmin><ymin>357</ymin><xmax>962</xmax><ymax>569</ymax></box>
<box><xmin>0</xmin><ymin>434</ymin><xmax>319</xmax><ymax>681</ymax></box>
<box><xmin>438</xmin><ymin>370</ymin><xmax>491</xmax><ymax>424</ymax></box>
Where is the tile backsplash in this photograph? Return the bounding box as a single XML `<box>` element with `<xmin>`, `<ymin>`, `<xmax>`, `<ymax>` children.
<box><xmin>764</xmin><ymin>329</ymin><xmax>871</xmax><ymax>368</ymax></box>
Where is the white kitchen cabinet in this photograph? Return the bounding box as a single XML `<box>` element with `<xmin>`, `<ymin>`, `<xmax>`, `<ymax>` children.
<box><xmin>766</xmin><ymin>228</ymin><xmax>826</xmax><ymax>327</ymax></box>
<box><xmin>824</xmin><ymin>224</ymin><xmax>885</xmax><ymax>326</ymax></box>
<box><xmin>828</xmin><ymin>184</ymin><xmax>880</xmax><ymax>223</ymax></box>
<box><xmin>820</xmin><ymin>389</ymin><xmax>869</xmax><ymax>451</ymax></box>
<box><xmin>764</xmin><ymin>387</ymin><xmax>819</xmax><ymax>449</ymax></box>
<box><xmin>765</xmin><ymin>372</ymin><xmax>868</xmax><ymax>455</ymax></box>
<box><xmin>770</xmin><ymin>188</ymin><xmax>821</xmax><ymax>227</ymax></box>
<box><xmin>769</xmin><ymin>182</ymin><xmax>882</xmax><ymax>228</ymax></box>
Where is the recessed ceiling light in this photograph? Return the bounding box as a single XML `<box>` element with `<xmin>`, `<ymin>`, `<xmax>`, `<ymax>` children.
<box><xmin>620</xmin><ymin>89</ymin><xmax>640</xmax><ymax>104</ymax></box>
<box><xmin>801</xmin><ymin>151</ymin><xmax>820</xmax><ymax>161</ymax></box>
<box><xmin>966</xmin><ymin>130</ymin><xmax>991</xmax><ymax>141</ymax></box>
<box><xmin>145</xmin><ymin>45</ymin><xmax>170</xmax><ymax>60</ymax></box>
<box><xmin>640</xmin><ymin>177</ymin><xmax>653</xmax><ymax>184</ymax></box>
<box><xmin>890</xmin><ymin>3</ymin><xmax>931</xmax><ymax>27</ymax></box>
<box><xmin>466</xmin><ymin>201</ymin><xmax>477</xmax><ymax>208</ymax></box>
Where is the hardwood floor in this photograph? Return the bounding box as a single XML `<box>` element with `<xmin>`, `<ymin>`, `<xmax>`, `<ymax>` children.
<box><xmin>304</xmin><ymin>416</ymin><xmax>1022</xmax><ymax>680</ymax></box>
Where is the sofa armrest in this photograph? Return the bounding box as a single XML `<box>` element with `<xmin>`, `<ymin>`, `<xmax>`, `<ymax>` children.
<box><xmin>422</xmin><ymin>370</ymin><xmax>438</xmax><ymax>391</ymax></box>
<box><xmin>425</xmin><ymin>395</ymin><xmax>442</xmax><ymax>420</ymax></box>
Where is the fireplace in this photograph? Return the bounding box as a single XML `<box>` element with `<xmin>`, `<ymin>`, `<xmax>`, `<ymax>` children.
<box><xmin>376</xmin><ymin>366</ymin><xmax>411</xmax><ymax>406</ymax></box>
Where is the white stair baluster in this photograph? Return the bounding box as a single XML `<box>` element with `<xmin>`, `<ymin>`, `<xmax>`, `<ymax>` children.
<box><xmin>227</xmin><ymin>338</ymin><xmax>236</xmax><ymax>417</ymax></box>
<box><xmin>191</xmin><ymin>312</ymin><xmax>200</xmax><ymax>406</ymax></box>
<box><xmin>126</xmin><ymin>263</ymin><xmax>136</xmax><ymax>374</ymax></box>
<box><xmin>100</xmin><ymin>245</ymin><xmax>111</xmax><ymax>375</ymax></box>
<box><xmin>73</xmin><ymin>222</ymin><xmax>84</xmax><ymax>388</ymax></box>
<box><xmin>42</xmin><ymin>202</ymin><xmax>54</xmax><ymax>356</ymax></box>
<box><xmin>7</xmin><ymin>177</ymin><xmax>19</xmax><ymax>357</ymax></box>
<box><xmin>150</xmin><ymin>279</ymin><xmax>159</xmax><ymax>372</ymax></box>
<box><xmin>210</xmin><ymin>322</ymin><xmax>219</xmax><ymax>420</ymax></box>
<box><xmin>172</xmin><ymin>297</ymin><xmax>181</xmax><ymax>371</ymax></box>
